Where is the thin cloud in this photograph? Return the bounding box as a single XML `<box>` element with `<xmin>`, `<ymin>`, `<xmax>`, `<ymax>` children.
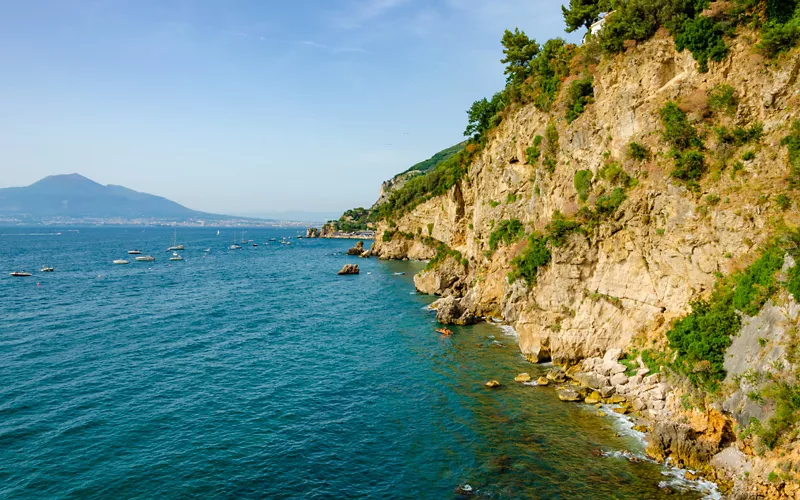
<box><xmin>331</xmin><ymin>0</ymin><xmax>409</xmax><ymax>29</ymax></box>
<box><xmin>297</xmin><ymin>40</ymin><xmax>370</xmax><ymax>54</ymax></box>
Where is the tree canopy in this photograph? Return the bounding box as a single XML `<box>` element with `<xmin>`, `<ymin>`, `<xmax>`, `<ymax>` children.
<box><xmin>562</xmin><ymin>0</ymin><xmax>609</xmax><ymax>32</ymax></box>
<box><xmin>500</xmin><ymin>28</ymin><xmax>540</xmax><ymax>85</ymax></box>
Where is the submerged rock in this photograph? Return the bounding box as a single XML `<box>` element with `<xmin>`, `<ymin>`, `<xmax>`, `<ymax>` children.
<box><xmin>485</xmin><ymin>380</ymin><xmax>501</xmax><ymax>388</ymax></box>
<box><xmin>584</xmin><ymin>391</ymin><xmax>602</xmax><ymax>404</ymax></box>
<box><xmin>337</xmin><ymin>264</ymin><xmax>360</xmax><ymax>275</ymax></box>
<box><xmin>536</xmin><ymin>376</ymin><xmax>549</xmax><ymax>386</ymax></box>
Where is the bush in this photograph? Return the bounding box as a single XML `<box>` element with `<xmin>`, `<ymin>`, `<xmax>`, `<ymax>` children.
<box><xmin>781</xmin><ymin>120</ymin><xmax>800</xmax><ymax>188</ymax></box>
<box><xmin>674</xmin><ymin>15</ymin><xmax>729</xmax><ymax>72</ymax></box>
<box><xmin>566</xmin><ymin>76</ymin><xmax>594</xmax><ymax>123</ymax></box>
<box><xmin>628</xmin><ymin>141</ymin><xmax>651</xmax><ymax>161</ymax></box>
<box><xmin>509</xmin><ymin>233</ymin><xmax>552</xmax><ymax>286</ymax></box>
<box><xmin>598</xmin><ymin>162</ymin><xmax>633</xmax><ymax>186</ymax></box>
<box><xmin>526</xmin><ymin>135</ymin><xmax>543</xmax><ymax>164</ymax></box>
<box><xmin>714</xmin><ymin>123</ymin><xmax>763</xmax><ymax>146</ymax></box>
<box><xmin>489</xmin><ymin>219</ymin><xmax>525</xmax><ymax>251</ymax></box>
<box><xmin>465</xmin><ymin>92</ymin><xmax>507</xmax><ymax>142</ymax></box>
<box><xmin>594</xmin><ymin>187</ymin><xmax>627</xmax><ymax>216</ymax></box>
<box><xmin>756</xmin><ymin>380</ymin><xmax>800</xmax><ymax>449</ymax></box>
<box><xmin>574</xmin><ymin>169</ymin><xmax>593</xmax><ymax>202</ymax></box>
<box><xmin>671</xmin><ymin>149</ymin><xmax>706</xmax><ymax>182</ymax></box>
<box><xmin>546</xmin><ymin>211</ymin><xmax>584</xmax><ymax>247</ymax></box>
<box><xmin>777</xmin><ymin>193</ymin><xmax>792</xmax><ymax>210</ymax></box>
<box><xmin>661</xmin><ymin>101</ymin><xmax>702</xmax><ymax>150</ymax></box>
<box><xmin>758</xmin><ymin>20</ymin><xmax>800</xmax><ymax>58</ymax></box>
<box><xmin>706</xmin><ymin>193</ymin><xmax>721</xmax><ymax>205</ymax></box>
<box><xmin>708</xmin><ymin>84</ymin><xmax>737</xmax><ymax>114</ymax></box>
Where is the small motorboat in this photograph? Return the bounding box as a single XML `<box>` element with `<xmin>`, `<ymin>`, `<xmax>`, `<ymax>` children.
<box><xmin>40</xmin><ymin>267</ymin><xmax>54</xmax><ymax>272</ymax></box>
<box><xmin>204</xmin><ymin>248</ymin><xmax>211</xmax><ymax>253</ymax></box>
<box><xmin>113</xmin><ymin>259</ymin><xmax>129</xmax><ymax>265</ymax></box>
<box><xmin>270</xmin><ymin>238</ymin><xmax>277</xmax><ymax>242</ymax></box>
<box><xmin>128</xmin><ymin>250</ymin><xmax>142</xmax><ymax>255</ymax></box>
<box><xmin>135</xmin><ymin>255</ymin><xmax>156</xmax><ymax>262</ymax></box>
<box><xmin>252</xmin><ymin>243</ymin><xmax>258</xmax><ymax>247</ymax></box>
<box><xmin>394</xmin><ymin>272</ymin><xmax>406</xmax><ymax>276</ymax></box>
<box><xmin>437</xmin><ymin>328</ymin><xmax>454</xmax><ymax>336</ymax></box>
<box><xmin>229</xmin><ymin>244</ymin><xmax>242</xmax><ymax>250</ymax></box>
<box><xmin>169</xmin><ymin>252</ymin><xmax>183</xmax><ymax>261</ymax></box>
<box><xmin>10</xmin><ymin>271</ymin><xmax>32</xmax><ymax>277</ymax></box>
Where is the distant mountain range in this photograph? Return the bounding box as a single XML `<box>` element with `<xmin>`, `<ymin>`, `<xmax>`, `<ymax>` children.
<box><xmin>0</xmin><ymin>174</ymin><xmax>228</xmax><ymax>221</ymax></box>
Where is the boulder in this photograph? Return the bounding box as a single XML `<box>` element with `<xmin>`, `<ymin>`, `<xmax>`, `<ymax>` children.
<box><xmin>632</xmin><ymin>398</ymin><xmax>646</xmax><ymax>411</ymax></box>
<box><xmin>536</xmin><ymin>376</ymin><xmax>549</xmax><ymax>386</ymax></box>
<box><xmin>346</xmin><ymin>240</ymin><xmax>365</xmax><ymax>255</ymax></box>
<box><xmin>546</xmin><ymin>368</ymin><xmax>567</xmax><ymax>383</ymax></box>
<box><xmin>514</xmin><ymin>373</ymin><xmax>532</xmax><ymax>383</ymax></box>
<box><xmin>604</xmin><ymin>348</ymin><xmax>623</xmax><ymax>362</ymax></box>
<box><xmin>337</xmin><ymin>264</ymin><xmax>360</xmax><ymax>275</ymax></box>
<box><xmin>359</xmin><ymin>250</ymin><xmax>371</xmax><ymax>258</ymax></box>
<box><xmin>610</xmin><ymin>372</ymin><xmax>629</xmax><ymax>386</ymax></box>
<box><xmin>485</xmin><ymin>380</ymin><xmax>501</xmax><ymax>388</ymax></box>
<box><xmin>433</xmin><ymin>296</ymin><xmax>477</xmax><ymax>326</ymax></box>
<box><xmin>609</xmin><ymin>395</ymin><xmax>627</xmax><ymax>404</ymax></box>
<box><xmin>613</xmin><ymin>406</ymin><xmax>630</xmax><ymax>415</ymax></box>
<box><xmin>599</xmin><ymin>386</ymin><xmax>616</xmax><ymax>398</ymax></box>
<box><xmin>557</xmin><ymin>389</ymin><xmax>581</xmax><ymax>402</ymax></box>
<box><xmin>575</xmin><ymin>372</ymin><xmax>610</xmax><ymax>390</ymax></box>
<box><xmin>596</xmin><ymin>410</ymin><xmax>607</xmax><ymax>417</ymax></box>
<box><xmin>585</xmin><ymin>391</ymin><xmax>602</xmax><ymax>404</ymax></box>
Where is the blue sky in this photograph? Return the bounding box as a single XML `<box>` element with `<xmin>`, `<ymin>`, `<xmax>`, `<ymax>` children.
<box><xmin>0</xmin><ymin>0</ymin><xmax>578</xmax><ymax>216</ymax></box>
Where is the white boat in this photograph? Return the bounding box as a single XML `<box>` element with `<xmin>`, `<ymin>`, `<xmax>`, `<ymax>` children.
<box><xmin>170</xmin><ymin>252</ymin><xmax>183</xmax><ymax>261</ymax></box>
<box><xmin>204</xmin><ymin>248</ymin><xmax>211</xmax><ymax>253</ymax></box>
<box><xmin>216</xmin><ymin>230</ymin><xmax>220</xmax><ymax>236</ymax></box>
<box><xmin>10</xmin><ymin>271</ymin><xmax>31</xmax><ymax>277</ymax></box>
<box><xmin>113</xmin><ymin>259</ymin><xmax>129</xmax><ymax>265</ymax></box>
<box><xmin>167</xmin><ymin>229</ymin><xmax>184</xmax><ymax>251</ymax></box>
<box><xmin>135</xmin><ymin>255</ymin><xmax>156</xmax><ymax>262</ymax></box>
<box><xmin>128</xmin><ymin>250</ymin><xmax>142</xmax><ymax>255</ymax></box>
<box><xmin>229</xmin><ymin>232</ymin><xmax>242</xmax><ymax>250</ymax></box>
<box><xmin>40</xmin><ymin>267</ymin><xmax>54</xmax><ymax>272</ymax></box>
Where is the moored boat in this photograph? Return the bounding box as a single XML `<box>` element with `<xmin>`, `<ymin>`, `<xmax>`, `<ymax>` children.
<box><xmin>10</xmin><ymin>271</ymin><xmax>32</xmax><ymax>277</ymax></box>
<box><xmin>167</xmin><ymin>229</ymin><xmax>184</xmax><ymax>251</ymax></box>
<box><xmin>170</xmin><ymin>252</ymin><xmax>183</xmax><ymax>261</ymax></box>
<box><xmin>135</xmin><ymin>255</ymin><xmax>155</xmax><ymax>262</ymax></box>
<box><xmin>128</xmin><ymin>250</ymin><xmax>142</xmax><ymax>255</ymax></box>
<box><xmin>113</xmin><ymin>259</ymin><xmax>129</xmax><ymax>265</ymax></box>
<box><xmin>40</xmin><ymin>267</ymin><xmax>54</xmax><ymax>272</ymax></box>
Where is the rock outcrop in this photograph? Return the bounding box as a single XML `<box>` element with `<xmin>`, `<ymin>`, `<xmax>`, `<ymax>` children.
<box><xmin>337</xmin><ymin>264</ymin><xmax>359</xmax><ymax>275</ymax></box>
<box><xmin>346</xmin><ymin>241</ymin><xmax>365</xmax><ymax>255</ymax></box>
<box><xmin>431</xmin><ymin>296</ymin><xmax>477</xmax><ymax>326</ymax></box>
<box><xmin>306</xmin><ymin>227</ymin><xmax>320</xmax><ymax>238</ymax></box>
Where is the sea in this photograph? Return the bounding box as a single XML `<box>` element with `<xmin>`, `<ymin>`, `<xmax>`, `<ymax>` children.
<box><xmin>0</xmin><ymin>227</ymin><xmax>719</xmax><ymax>499</ymax></box>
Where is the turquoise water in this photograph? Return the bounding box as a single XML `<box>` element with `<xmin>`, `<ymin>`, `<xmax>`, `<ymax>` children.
<box><xmin>1</xmin><ymin>227</ymin><xmax>710</xmax><ymax>499</ymax></box>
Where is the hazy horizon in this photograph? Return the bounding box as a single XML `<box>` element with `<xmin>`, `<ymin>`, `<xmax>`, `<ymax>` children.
<box><xmin>0</xmin><ymin>1</ymin><xmax>578</xmax><ymax>215</ymax></box>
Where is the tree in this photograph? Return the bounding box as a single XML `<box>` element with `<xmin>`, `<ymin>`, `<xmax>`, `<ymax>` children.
<box><xmin>464</xmin><ymin>92</ymin><xmax>507</xmax><ymax>141</ymax></box>
<box><xmin>562</xmin><ymin>0</ymin><xmax>609</xmax><ymax>32</ymax></box>
<box><xmin>500</xmin><ymin>28</ymin><xmax>539</xmax><ymax>85</ymax></box>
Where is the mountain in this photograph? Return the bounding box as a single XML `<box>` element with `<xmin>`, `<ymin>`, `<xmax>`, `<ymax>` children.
<box><xmin>0</xmin><ymin>174</ymin><xmax>224</xmax><ymax>220</ymax></box>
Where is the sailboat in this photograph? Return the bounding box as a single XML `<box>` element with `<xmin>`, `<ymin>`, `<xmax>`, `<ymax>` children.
<box><xmin>216</xmin><ymin>230</ymin><xmax>220</xmax><ymax>236</ymax></box>
<box><xmin>229</xmin><ymin>232</ymin><xmax>242</xmax><ymax>250</ymax></box>
<box><xmin>170</xmin><ymin>251</ymin><xmax>183</xmax><ymax>261</ymax></box>
<box><xmin>167</xmin><ymin>229</ymin><xmax>184</xmax><ymax>251</ymax></box>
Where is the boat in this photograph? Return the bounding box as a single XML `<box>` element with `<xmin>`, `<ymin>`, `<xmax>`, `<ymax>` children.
<box><xmin>270</xmin><ymin>238</ymin><xmax>277</xmax><ymax>242</ymax></box>
<box><xmin>170</xmin><ymin>252</ymin><xmax>183</xmax><ymax>261</ymax></box>
<box><xmin>40</xmin><ymin>267</ymin><xmax>54</xmax><ymax>272</ymax></box>
<box><xmin>216</xmin><ymin>230</ymin><xmax>220</xmax><ymax>236</ymax></box>
<box><xmin>167</xmin><ymin>229</ymin><xmax>184</xmax><ymax>251</ymax></box>
<box><xmin>436</xmin><ymin>328</ymin><xmax>454</xmax><ymax>336</ymax></box>
<box><xmin>229</xmin><ymin>232</ymin><xmax>242</xmax><ymax>250</ymax></box>
<box><xmin>10</xmin><ymin>271</ymin><xmax>31</xmax><ymax>277</ymax></box>
<box><xmin>252</xmin><ymin>243</ymin><xmax>258</xmax><ymax>247</ymax></box>
<box><xmin>135</xmin><ymin>255</ymin><xmax>156</xmax><ymax>262</ymax></box>
<box><xmin>297</xmin><ymin>235</ymin><xmax>303</xmax><ymax>239</ymax></box>
<box><xmin>204</xmin><ymin>248</ymin><xmax>211</xmax><ymax>253</ymax></box>
<box><xmin>128</xmin><ymin>250</ymin><xmax>142</xmax><ymax>255</ymax></box>
<box><xmin>113</xmin><ymin>259</ymin><xmax>129</xmax><ymax>265</ymax></box>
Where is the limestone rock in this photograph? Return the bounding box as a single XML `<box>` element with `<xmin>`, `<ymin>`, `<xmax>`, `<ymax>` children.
<box><xmin>346</xmin><ymin>240</ymin><xmax>365</xmax><ymax>256</ymax></box>
<box><xmin>585</xmin><ymin>391</ymin><xmax>602</xmax><ymax>404</ymax></box>
<box><xmin>610</xmin><ymin>372</ymin><xmax>628</xmax><ymax>386</ymax></box>
<box><xmin>576</xmin><ymin>371</ymin><xmax>610</xmax><ymax>390</ymax></box>
<box><xmin>536</xmin><ymin>376</ymin><xmax>549</xmax><ymax>386</ymax></box>
<box><xmin>514</xmin><ymin>373</ymin><xmax>532</xmax><ymax>383</ymax></box>
<box><xmin>599</xmin><ymin>386</ymin><xmax>616</xmax><ymax>398</ymax></box>
<box><xmin>557</xmin><ymin>389</ymin><xmax>581</xmax><ymax>402</ymax></box>
<box><xmin>485</xmin><ymin>380</ymin><xmax>501</xmax><ymax>388</ymax></box>
<box><xmin>305</xmin><ymin>227</ymin><xmax>320</xmax><ymax>238</ymax></box>
<box><xmin>546</xmin><ymin>368</ymin><xmax>566</xmax><ymax>383</ymax></box>
<box><xmin>432</xmin><ymin>296</ymin><xmax>477</xmax><ymax>326</ymax></box>
<box><xmin>337</xmin><ymin>264</ymin><xmax>359</xmax><ymax>275</ymax></box>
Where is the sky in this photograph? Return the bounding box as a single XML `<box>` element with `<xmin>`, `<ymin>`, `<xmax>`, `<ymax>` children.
<box><xmin>0</xmin><ymin>0</ymin><xmax>579</xmax><ymax>217</ymax></box>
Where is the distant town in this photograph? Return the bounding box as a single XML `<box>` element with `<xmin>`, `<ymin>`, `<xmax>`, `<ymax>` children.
<box><xmin>0</xmin><ymin>215</ymin><xmax>320</xmax><ymax>228</ymax></box>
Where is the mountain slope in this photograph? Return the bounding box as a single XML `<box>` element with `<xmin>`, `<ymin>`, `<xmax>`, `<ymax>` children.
<box><xmin>0</xmin><ymin>174</ymin><xmax>221</xmax><ymax>220</ymax></box>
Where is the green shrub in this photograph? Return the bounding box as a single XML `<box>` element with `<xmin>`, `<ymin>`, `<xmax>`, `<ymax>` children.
<box><xmin>465</xmin><ymin>91</ymin><xmax>507</xmax><ymax>142</ymax></box>
<box><xmin>714</xmin><ymin>123</ymin><xmax>763</xmax><ymax>146</ymax></box>
<box><xmin>382</xmin><ymin>229</ymin><xmax>396</xmax><ymax>242</ymax></box>
<box><xmin>566</xmin><ymin>76</ymin><xmax>594</xmax><ymax>123</ymax></box>
<box><xmin>509</xmin><ymin>233</ymin><xmax>552</xmax><ymax>286</ymax></box>
<box><xmin>671</xmin><ymin>149</ymin><xmax>706</xmax><ymax>182</ymax></box>
<box><xmin>758</xmin><ymin>20</ymin><xmax>800</xmax><ymax>58</ymax></box>
<box><xmin>661</xmin><ymin>101</ymin><xmax>702</xmax><ymax>150</ymax></box>
<box><xmin>706</xmin><ymin>194</ymin><xmax>721</xmax><ymax>205</ymax></box>
<box><xmin>526</xmin><ymin>135</ymin><xmax>543</xmax><ymax>164</ymax></box>
<box><xmin>574</xmin><ymin>169</ymin><xmax>593</xmax><ymax>202</ymax></box>
<box><xmin>743</xmin><ymin>150</ymin><xmax>756</xmax><ymax>161</ymax></box>
<box><xmin>781</xmin><ymin>120</ymin><xmax>800</xmax><ymax>188</ymax></box>
<box><xmin>427</xmin><ymin>223</ymin><xmax>434</xmax><ymax>236</ymax></box>
<box><xmin>777</xmin><ymin>193</ymin><xmax>792</xmax><ymax>211</ymax></box>
<box><xmin>731</xmin><ymin>245</ymin><xmax>784</xmax><ymax>316</ymax></box>
<box><xmin>786</xmin><ymin>262</ymin><xmax>800</xmax><ymax>302</ymax></box>
<box><xmin>628</xmin><ymin>141</ymin><xmax>651</xmax><ymax>161</ymax></box>
<box><xmin>594</xmin><ymin>187</ymin><xmax>627</xmax><ymax>216</ymax></box>
<box><xmin>598</xmin><ymin>162</ymin><xmax>633</xmax><ymax>186</ymax></box>
<box><xmin>489</xmin><ymin>200</ymin><xmax>500</xmax><ymax>208</ymax></box>
<box><xmin>489</xmin><ymin>219</ymin><xmax>525</xmax><ymax>251</ymax></box>
<box><xmin>756</xmin><ymin>380</ymin><xmax>800</xmax><ymax>449</ymax></box>
<box><xmin>707</xmin><ymin>84</ymin><xmax>737</xmax><ymax>114</ymax></box>
<box><xmin>674</xmin><ymin>15</ymin><xmax>729</xmax><ymax>72</ymax></box>
<box><xmin>546</xmin><ymin>211</ymin><xmax>584</xmax><ymax>247</ymax></box>
<box><xmin>506</xmin><ymin>192</ymin><xmax>518</xmax><ymax>204</ymax></box>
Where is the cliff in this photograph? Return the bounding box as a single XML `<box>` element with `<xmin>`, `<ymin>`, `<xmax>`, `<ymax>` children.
<box><xmin>369</xmin><ymin>31</ymin><xmax>800</xmax><ymax>498</ymax></box>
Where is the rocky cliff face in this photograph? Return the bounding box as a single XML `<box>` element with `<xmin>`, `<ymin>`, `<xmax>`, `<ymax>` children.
<box><xmin>370</xmin><ymin>33</ymin><xmax>800</xmax><ymax>497</ymax></box>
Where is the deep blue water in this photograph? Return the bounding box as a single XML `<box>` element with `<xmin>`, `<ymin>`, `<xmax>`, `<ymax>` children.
<box><xmin>0</xmin><ymin>227</ymin><xmax>714</xmax><ymax>499</ymax></box>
